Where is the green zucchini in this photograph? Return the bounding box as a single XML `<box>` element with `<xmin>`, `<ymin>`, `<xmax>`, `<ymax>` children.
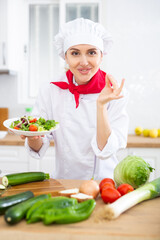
<box><xmin>0</xmin><ymin>191</ymin><xmax>34</xmax><ymax>215</ymax></box>
<box><xmin>5</xmin><ymin>193</ymin><xmax>51</xmax><ymax>225</ymax></box>
<box><xmin>2</xmin><ymin>172</ymin><xmax>50</xmax><ymax>187</ymax></box>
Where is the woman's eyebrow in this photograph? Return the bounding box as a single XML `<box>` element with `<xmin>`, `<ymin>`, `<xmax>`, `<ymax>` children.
<box><xmin>87</xmin><ymin>48</ymin><xmax>98</xmax><ymax>51</ymax></box>
<box><xmin>69</xmin><ymin>48</ymin><xmax>80</xmax><ymax>51</ymax></box>
<box><xmin>69</xmin><ymin>47</ymin><xmax>98</xmax><ymax>51</ymax></box>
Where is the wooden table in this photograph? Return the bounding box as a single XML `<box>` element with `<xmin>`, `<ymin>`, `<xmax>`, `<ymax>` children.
<box><xmin>0</xmin><ymin>179</ymin><xmax>160</xmax><ymax>240</ymax></box>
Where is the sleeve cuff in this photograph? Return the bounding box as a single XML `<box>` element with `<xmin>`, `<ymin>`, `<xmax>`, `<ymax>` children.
<box><xmin>91</xmin><ymin>131</ymin><xmax>127</xmax><ymax>160</ymax></box>
<box><xmin>25</xmin><ymin>136</ymin><xmax>51</xmax><ymax>159</ymax></box>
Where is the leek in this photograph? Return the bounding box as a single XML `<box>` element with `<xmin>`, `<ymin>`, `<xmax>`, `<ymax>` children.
<box><xmin>97</xmin><ymin>177</ymin><xmax>160</xmax><ymax>220</ymax></box>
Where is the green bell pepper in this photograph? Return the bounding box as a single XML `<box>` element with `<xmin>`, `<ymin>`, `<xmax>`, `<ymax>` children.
<box><xmin>27</xmin><ymin>196</ymin><xmax>78</xmax><ymax>223</ymax></box>
<box><xmin>43</xmin><ymin>199</ymin><xmax>96</xmax><ymax>225</ymax></box>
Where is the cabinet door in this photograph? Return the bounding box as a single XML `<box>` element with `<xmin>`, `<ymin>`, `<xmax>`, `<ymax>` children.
<box><xmin>0</xmin><ymin>0</ymin><xmax>27</xmax><ymax>71</ymax></box>
<box><xmin>128</xmin><ymin>148</ymin><xmax>160</xmax><ymax>181</ymax></box>
<box><xmin>28</xmin><ymin>147</ymin><xmax>56</xmax><ymax>178</ymax></box>
<box><xmin>116</xmin><ymin>148</ymin><xmax>128</xmax><ymax>162</ymax></box>
<box><xmin>0</xmin><ymin>146</ymin><xmax>28</xmax><ymax>176</ymax></box>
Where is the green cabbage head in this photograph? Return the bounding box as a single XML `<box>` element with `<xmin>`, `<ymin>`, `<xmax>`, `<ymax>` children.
<box><xmin>114</xmin><ymin>155</ymin><xmax>154</xmax><ymax>189</ymax></box>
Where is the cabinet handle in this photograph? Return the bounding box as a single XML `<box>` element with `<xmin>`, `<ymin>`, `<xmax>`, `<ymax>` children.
<box><xmin>2</xmin><ymin>42</ymin><xmax>6</xmax><ymax>65</ymax></box>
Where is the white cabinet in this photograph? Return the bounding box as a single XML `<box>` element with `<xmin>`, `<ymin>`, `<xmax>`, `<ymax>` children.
<box><xmin>0</xmin><ymin>145</ymin><xmax>55</xmax><ymax>177</ymax></box>
<box><xmin>0</xmin><ymin>146</ymin><xmax>28</xmax><ymax>176</ymax></box>
<box><xmin>0</xmin><ymin>0</ymin><xmax>27</xmax><ymax>72</ymax></box>
<box><xmin>0</xmin><ymin>144</ymin><xmax>159</xmax><ymax>181</ymax></box>
<box><xmin>117</xmin><ymin>148</ymin><xmax>160</xmax><ymax>181</ymax></box>
<box><xmin>28</xmin><ymin>147</ymin><xmax>56</xmax><ymax>178</ymax></box>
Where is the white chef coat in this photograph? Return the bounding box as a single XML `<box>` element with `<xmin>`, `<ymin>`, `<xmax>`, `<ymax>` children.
<box><xmin>25</xmin><ymin>73</ymin><xmax>129</xmax><ymax>180</ymax></box>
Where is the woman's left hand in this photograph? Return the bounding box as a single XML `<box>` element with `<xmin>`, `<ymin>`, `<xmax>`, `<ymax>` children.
<box><xmin>97</xmin><ymin>74</ymin><xmax>125</xmax><ymax>106</ymax></box>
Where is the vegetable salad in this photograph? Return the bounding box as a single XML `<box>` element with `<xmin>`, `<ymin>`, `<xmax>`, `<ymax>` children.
<box><xmin>10</xmin><ymin>116</ymin><xmax>58</xmax><ymax>132</ymax></box>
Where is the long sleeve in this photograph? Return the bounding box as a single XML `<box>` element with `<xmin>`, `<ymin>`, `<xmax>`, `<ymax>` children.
<box><xmin>25</xmin><ymin>83</ymin><xmax>53</xmax><ymax>158</ymax></box>
<box><xmin>91</xmin><ymin>89</ymin><xmax>129</xmax><ymax>159</ymax></box>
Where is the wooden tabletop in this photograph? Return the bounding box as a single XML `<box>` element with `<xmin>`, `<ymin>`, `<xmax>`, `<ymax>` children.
<box><xmin>0</xmin><ymin>179</ymin><xmax>160</xmax><ymax>240</ymax></box>
<box><xmin>127</xmin><ymin>134</ymin><xmax>160</xmax><ymax>148</ymax></box>
<box><xmin>0</xmin><ymin>132</ymin><xmax>160</xmax><ymax>148</ymax></box>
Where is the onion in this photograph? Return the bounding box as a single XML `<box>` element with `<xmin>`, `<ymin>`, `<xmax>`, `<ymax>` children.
<box><xmin>79</xmin><ymin>179</ymin><xmax>100</xmax><ymax>199</ymax></box>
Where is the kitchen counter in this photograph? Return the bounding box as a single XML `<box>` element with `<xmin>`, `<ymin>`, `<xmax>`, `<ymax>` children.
<box><xmin>0</xmin><ymin>179</ymin><xmax>160</xmax><ymax>240</ymax></box>
<box><xmin>0</xmin><ymin>132</ymin><xmax>160</xmax><ymax>148</ymax></box>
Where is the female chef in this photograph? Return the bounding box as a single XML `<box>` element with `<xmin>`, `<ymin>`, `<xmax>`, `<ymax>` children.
<box><xmin>24</xmin><ymin>18</ymin><xmax>129</xmax><ymax>180</ymax></box>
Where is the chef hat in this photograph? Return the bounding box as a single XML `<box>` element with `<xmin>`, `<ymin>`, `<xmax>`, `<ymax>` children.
<box><xmin>54</xmin><ymin>18</ymin><xmax>113</xmax><ymax>59</ymax></box>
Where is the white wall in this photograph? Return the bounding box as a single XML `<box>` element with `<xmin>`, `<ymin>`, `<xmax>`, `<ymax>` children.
<box><xmin>0</xmin><ymin>0</ymin><xmax>160</xmax><ymax>133</ymax></box>
<box><xmin>101</xmin><ymin>0</ymin><xmax>160</xmax><ymax>133</ymax></box>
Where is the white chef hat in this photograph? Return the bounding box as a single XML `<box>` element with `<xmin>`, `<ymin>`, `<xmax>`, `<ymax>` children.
<box><xmin>54</xmin><ymin>18</ymin><xmax>113</xmax><ymax>59</ymax></box>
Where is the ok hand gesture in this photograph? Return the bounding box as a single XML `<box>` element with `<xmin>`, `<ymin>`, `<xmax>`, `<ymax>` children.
<box><xmin>98</xmin><ymin>74</ymin><xmax>125</xmax><ymax>106</ymax></box>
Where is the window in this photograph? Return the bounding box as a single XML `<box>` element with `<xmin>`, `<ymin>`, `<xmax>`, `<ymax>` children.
<box><xmin>19</xmin><ymin>0</ymin><xmax>101</xmax><ymax>104</ymax></box>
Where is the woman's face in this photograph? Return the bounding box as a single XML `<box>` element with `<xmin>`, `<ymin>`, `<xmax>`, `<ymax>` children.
<box><xmin>65</xmin><ymin>44</ymin><xmax>103</xmax><ymax>85</ymax></box>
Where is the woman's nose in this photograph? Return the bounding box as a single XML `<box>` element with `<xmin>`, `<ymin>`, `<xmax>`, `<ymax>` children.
<box><xmin>79</xmin><ymin>55</ymin><xmax>88</xmax><ymax>66</ymax></box>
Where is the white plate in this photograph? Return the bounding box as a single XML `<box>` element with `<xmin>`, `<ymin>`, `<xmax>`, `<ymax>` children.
<box><xmin>3</xmin><ymin>117</ymin><xmax>59</xmax><ymax>137</ymax></box>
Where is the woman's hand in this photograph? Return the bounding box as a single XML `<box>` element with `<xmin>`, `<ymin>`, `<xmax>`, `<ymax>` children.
<box><xmin>97</xmin><ymin>74</ymin><xmax>125</xmax><ymax>106</ymax></box>
<box><xmin>20</xmin><ymin>135</ymin><xmax>44</xmax><ymax>152</ymax></box>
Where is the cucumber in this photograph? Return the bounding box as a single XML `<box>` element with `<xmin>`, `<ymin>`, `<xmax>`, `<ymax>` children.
<box><xmin>5</xmin><ymin>193</ymin><xmax>51</xmax><ymax>225</ymax></box>
<box><xmin>0</xmin><ymin>191</ymin><xmax>34</xmax><ymax>215</ymax></box>
<box><xmin>2</xmin><ymin>172</ymin><xmax>50</xmax><ymax>187</ymax></box>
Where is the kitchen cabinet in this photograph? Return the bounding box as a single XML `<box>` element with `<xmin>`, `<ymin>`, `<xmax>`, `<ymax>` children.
<box><xmin>0</xmin><ymin>145</ymin><xmax>55</xmax><ymax>177</ymax></box>
<box><xmin>1</xmin><ymin>145</ymin><xmax>160</xmax><ymax>181</ymax></box>
<box><xmin>0</xmin><ymin>134</ymin><xmax>160</xmax><ymax>180</ymax></box>
<box><xmin>0</xmin><ymin>0</ymin><xmax>27</xmax><ymax>73</ymax></box>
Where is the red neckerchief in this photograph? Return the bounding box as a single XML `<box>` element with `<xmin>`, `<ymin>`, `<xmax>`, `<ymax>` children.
<box><xmin>50</xmin><ymin>69</ymin><xmax>106</xmax><ymax>108</ymax></box>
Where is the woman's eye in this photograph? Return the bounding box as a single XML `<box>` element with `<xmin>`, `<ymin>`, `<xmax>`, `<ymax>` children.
<box><xmin>89</xmin><ymin>51</ymin><xmax>97</xmax><ymax>55</ymax></box>
<box><xmin>71</xmin><ymin>51</ymin><xmax>79</xmax><ymax>56</ymax></box>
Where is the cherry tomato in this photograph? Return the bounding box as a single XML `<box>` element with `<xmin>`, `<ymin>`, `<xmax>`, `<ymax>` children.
<box><xmin>101</xmin><ymin>187</ymin><xmax>121</xmax><ymax>204</ymax></box>
<box><xmin>29</xmin><ymin>125</ymin><xmax>38</xmax><ymax>131</ymax></box>
<box><xmin>14</xmin><ymin>126</ymin><xmax>20</xmax><ymax>130</ymax></box>
<box><xmin>100</xmin><ymin>182</ymin><xmax>115</xmax><ymax>193</ymax></box>
<box><xmin>29</xmin><ymin>118</ymin><xmax>37</xmax><ymax>123</ymax></box>
<box><xmin>99</xmin><ymin>178</ymin><xmax>115</xmax><ymax>192</ymax></box>
<box><xmin>117</xmin><ymin>184</ymin><xmax>134</xmax><ymax>196</ymax></box>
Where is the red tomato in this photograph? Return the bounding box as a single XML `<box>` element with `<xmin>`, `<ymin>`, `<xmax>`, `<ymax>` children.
<box><xmin>29</xmin><ymin>118</ymin><xmax>37</xmax><ymax>123</ymax></box>
<box><xmin>117</xmin><ymin>184</ymin><xmax>134</xmax><ymax>196</ymax></box>
<box><xmin>99</xmin><ymin>178</ymin><xmax>115</xmax><ymax>192</ymax></box>
<box><xmin>29</xmin><ymin>125</ymin><xmax>38</xmax><ymax>131</ymax></box>
<box><xmin>14</xmin><ymin>126</ymin><xmax>20</xmax><ymax>130</ymax></box>
<box><xmin>100</xmin><ymin>182</ymin><xmax>115</xmax><ymax>193</ymax></box>
<box><xmin>101</xmin><ymin>187</ymin><xmax>121</xmax><ymax>204</ymax></box>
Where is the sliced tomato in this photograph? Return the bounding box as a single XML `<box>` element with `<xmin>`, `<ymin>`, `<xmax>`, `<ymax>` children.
<box><xmin>117</xmin><ymin>184</ymin><xmax>134</xmax><ymax>196</ymax></box>
<box><xmin>29</xmin><ymin>125</ymin><xmax>38</xmax><ymax>131</ymax></box>
<box><xmin>99</xmin><ymin>178</ymin><xmax>115</xmax><ymax>192</ymax></box>
<box><xmin>29</xmin><ymin>118</ymin><xmax>37</xmax><ymax>123</ymax></box>
<box><xmin>101</xmin><ymin>187</ymin><xmax>121</xmax><ymax>204</ymax></box>
<box><xmin>14</xmin><ymin>126</ymin><xmax>20</xmax><ymax>130</ymax></box>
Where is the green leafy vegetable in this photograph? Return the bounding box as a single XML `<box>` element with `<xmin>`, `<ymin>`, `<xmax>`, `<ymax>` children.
<box><xmin>114</xmin><ymin>155</ymin><xmax>154</xmax><ymax>188</ymax></box>
<box><xmin>9</xmin><ymin>116</ymin><xmax>59</xmax><ymax>132</ymax></box>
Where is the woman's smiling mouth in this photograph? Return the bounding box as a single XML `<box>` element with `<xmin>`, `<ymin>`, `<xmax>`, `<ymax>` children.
<box><xmin>78</xmin><ymin>68</ymin><xmax>92</xmax><ymax>74</ymax></box>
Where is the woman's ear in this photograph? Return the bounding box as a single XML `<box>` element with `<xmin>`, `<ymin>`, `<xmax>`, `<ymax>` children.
<box><xmin>101</xmin><ymin>52</ymin><xmax>103</xmax><ymax>60</ymax></box>
<box><xmin>65</xmin><ymin>52</ymin><xmax>68</xmax><ymax>64</ymax></box>
<box><xmin>100</xmin><ymin>52</ymin><xmax>103</xmax><ymax>64</ymax></box>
